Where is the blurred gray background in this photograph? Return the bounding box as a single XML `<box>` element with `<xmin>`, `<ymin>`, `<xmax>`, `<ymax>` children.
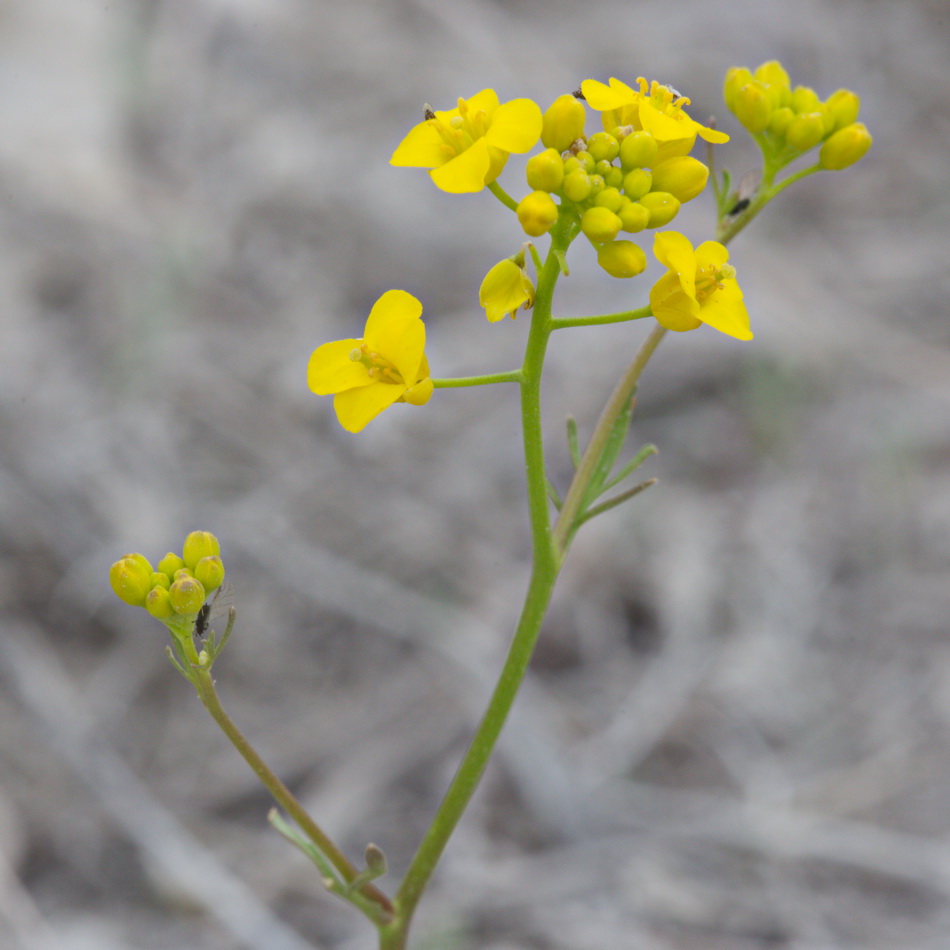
<box><xmin>2</xmin><ymin>0</ymin><xmax>949</xmax><ymax>948</ymax></box>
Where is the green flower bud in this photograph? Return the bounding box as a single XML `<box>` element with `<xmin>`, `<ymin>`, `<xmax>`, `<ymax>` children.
<box><xmin>818</xmin><ymin>122</ymin><xmax>872</xmax><ymax>170</ymax></box>
<box><xmin>587</xmin><ymin>131</ymin><xmax>620</xmax><ymax>163</ymax></box>
<box><xmin>182</xmin><ymin>531</ymin><xmax>220</xmax><ymax>570</ymax></box>
<box><xmin>516</xmin><ymin>190</ymin><xmax>559</xmax><ymax>236</ymax></box>
<box><xmin>586</xmin><ymin>174</ymin><xmax>605</xmax><ymax>199</ymax></box>
<box><xmin>580</xmin><ymin>206</ymin><xmax>622</xmax><ymax>244</ymax></box>
<box><xmin>825</xmin><ymin>89</ymin><xmax>861</xmax><ymax>131</ymax></box>
<box><xmin>525</xmin><ymin>148</ymin><xmax>565</xmax><ymax>192</ymax></box>
<box><xmin>562</xmin><ymin>168</ymin><xmax>592</xmax><ymax>202</ymax></box>
<box><xmin>145</xmin><ymin>586</ymin><xmax>174</xmax><ymax>621</ymax></box>
<box><xmin>157</xmin><ymin>552</ymin><xmax>185</xmax><ymax>579</ymax></box>
<box><xmin>541</xmin><ymin>93</ymin><xmax>587</xmax><ymax>152</ymax></box>
<box><xmin>618</xmin><ymin>131</ymin><xmax>658</xmax><ymax>170</ymax></box>
<box><xmin>767</xmin><ymin>106</ymin><xmax>794</xmax><ymax>136</ymax></box>
<box><xmin>754</xmin><ymin>60</ymin><xmax>790</xmax><ymax>89</ymax></box>
<box><xmin>791</xmin><ymin>85</ymin><xmax>821</xmax><ymax>114</ymax></box>
<box><xmin>637</xmin><ymin>191</ymin><xmax>680</xmax><ymax>228</ymax></box>
<box><xmin>596</xmin><ymin>240</ymin><xmax>647</xmax><ymax>278</ymax></box>
<box><xmin>649</xmin><ymin>156</ymin><xmax>709</xmax><ymax>203</ymax></box>
<box><xmin>150</xmin><ymin>571</ymin><xmax>171</xmax><ymax>591</ymax></box>
<box><xmin>593</xmin><ymin>186</ymin><xmax>624</xmax><ymax>213</ymax></box>
<box><xmin>603</xmin><ymin>165</ymin><xmax>624</xmax><ymax>189</ymax></box>
<box><xmin>723</xmin><ymin>67</ymin><xmax>753</xmax><ymax>112</ymax></box>
<box><xmin>109</xmin><ymin>555</ymin><xmax>153</xmax><ymax>607</ymax></box>
<box><xmin>622</xmin><ymin>168</ymin><xmax>653</xmax><ymax>200</ymax></box>
<box><xmin>617</xmin><ymin>201</ymin><xmax>650</xmax><ymax>233</ymax></box>
<box><xmin>169</xmin><ymin>574</ymin><xmax>206</xmax><ymax>617</ymax></box>
<box><xmin>732</xmin><ymin>82</ymin><xmax>772</xmax><ymax>133</ymax></box>
<box><xmin>785</xmin><ymin>112</ymin><xmax>826</xmax><ymax>151</ymax></box>
<box><xmin>594</xmin><ymin>159</ymin><xmax>613</xmax><ymax>179</ymax></box>
<box><xmin>194</xmin><ymin>555</ymin><xmax>226</xmax><ymax>593</ymax></box>
<box><xmin>573</xmin><ymin>150</ymin><xmax>595</xmax><ymax>173</ymax></box>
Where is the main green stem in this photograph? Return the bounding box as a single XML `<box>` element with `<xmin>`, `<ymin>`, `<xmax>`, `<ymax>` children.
<box><xmin>384</xmin><ymin>220</ymin><xmax>571</xmax><ymax>949</ymax></box>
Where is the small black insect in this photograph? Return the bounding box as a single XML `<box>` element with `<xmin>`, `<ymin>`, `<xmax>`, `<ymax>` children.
<box><xmin>194</xmin><ymin>586</ymin><xmax>224</xmax><ymax>640</ymax></box>
<box><xmin>728</xmin><ymin>197</ymin><xmax>751</xmax><ymax>216</ymax></box>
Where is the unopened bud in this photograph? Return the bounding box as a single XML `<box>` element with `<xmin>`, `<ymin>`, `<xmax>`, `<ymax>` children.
<box><xmin>525</xmin><ymin>148</ymin><xmax>565</xmax><ymax>192</ymax></box>
<box><xmin>157</xmin><ymin>552</ymin><xmax>185</xmax><ymax>579</ymax></box>
<box><xmin>194</xmin><ymin>555</ymin><xmax>226</xmax><ymax>593</ymax></box>
<box><xmin>785</xmin><ymin>112</ymin><xmax>827</xmax><ymax>151</ymax></box>
<box><xmin>516</xmin><ymin>190</ymin><xmax>559</xmax><ymax>237</ymax></box>
<box><xmin>597</xmin><ymin>240</ymin><xmax>647</xmax><ymax>278</ymax></box>
<box><xmin>825</xmin><ymin>89</ymin><xmax>861</xmax><ymax>131</ymax></box>
<box><xmin>182</xmin><ymin>531</ymin><xmax>220</xmax><ymax>571</ymax></box>
<box><xmin>541</xmin><ymin>94</ymin><xmax>587</xmax><ymax>152</ymax></box>
<box><xmin>818</xmin><ymin>122</ymin><xmax>872</xmax><ymax>170</ymax></box>
<box><xmin>637</xmin><ymin>191</ymin><xmax>681</xmax><ymax>228</ymax></box>
<box><xmin>145</xmin><ymin>586</ymin><xmax>174</xmax><ymax>620</ymax></box>
<box><xmin>649</xmin><ymin>156</ymin><xmax>709</xmax><ymax>203</ymax></box>
<box><xmin>109</xmin><ymin>555</ymin><xmax>153</xmax><ymax>607</ymax></box>
<box><xmin>618</xmin><ymin>130</ymin><xmax>658</xmax><ymax>170</ymax></box>
<box><xmin>732</xmin><ymin>82</ymin><xmax>772</xmax><ymax>133</ymax></box>
<box><xmin>169</xmin><ymin>575</ymin><xmax>206</xmax><ymax>616</ymax></box>
<box><xmin>580</xmin><ymin>206</ymin><xmax>622</xmax><ymax>244</ymax></box>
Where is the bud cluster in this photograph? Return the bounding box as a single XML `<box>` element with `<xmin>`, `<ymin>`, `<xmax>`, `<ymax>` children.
<box><xmin>109</xmin><ymin>530</ymin><xmax>225</xmax><ymax>632</ymax></box>
<box><xmin>515</xmin><ymin>93</ymin><xmax>709</xmax><ymax>278</ymax></box>
<box><xmin>724</xmin><ymin>60</ymin><xmax>871</xmax><ymax>171</ymax></box>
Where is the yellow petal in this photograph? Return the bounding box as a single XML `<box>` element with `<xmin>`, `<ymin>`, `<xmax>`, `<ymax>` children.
<box><xmin>581</xmin><ymin>77</ymin><xmax>636</xmax><ymax>111</ymax></box>
<box><xmin>390</xmin><ymin>121</ymin><xmax>448</xmax><ymax>169</ymax></box>
<box><xmin>694</xmin><ymin>240</ymin><xmax>730</xmax><ymax>269</ymax></box>
<box><xmin>485</xmin><ymin>98</ymin><xmax>542</xmax><ymax>153</ymax></box>
<box><xmin>402</xmin><ymin>376</ymin><xmax>434</xmax><ymax>406</ymax></box>
<box><xmin>363</xmin><ymin>290</ymin><xmax>425</xmax><ymax>387</ymax></box>
<box><xmin>462</xmin><ymin>88</ymin><xmax>501</xmax><ymax>116</ymax></box>
<box><xmin>653</xmin><ymin>231</ymin><xmax>697</xmax><ymax>298</ymax></box>
<box><xmin>698</xmin><ymin>282</ymin><xmax>753</xmax><ymax>340</ymax></box>
<box><xmin>430</xmin><ymin>140</ymin><xmax>492</xmax><ymax>193</ymax></box>
<box><xmin>307</xmin><ymin>339</ymin><xmax>369</xmax><ymax>395</ymax></box>
<box><xmin>650</xmin><ymin>273</ymin><xmax>701</xmax><ymax>331</ymax></box>
<box><xmin>334</xmin><ymin>383</ymin><xmax>406</xmax><ymax>432</ymax></box>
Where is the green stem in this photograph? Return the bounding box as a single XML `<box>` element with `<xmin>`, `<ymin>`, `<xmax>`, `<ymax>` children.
<box><xmin>388</xmin><ymin>216</ymin><xmax>571</xmax><ymax>946</ymax></box>
<box><xmin>487</xmin><ymin>180</ymin><xmax>519</xmax><ymax>212</ymax></box>
<box><xmin>551</xmin><ymin>305</ymin><xmax>652</xmax><ymax>330</ymax></box>
<box><xmin>191</xmin><ymin>667</ymin><xmax>393</xmax><ymax>924</ymax></box>
<box><xmin>432</xmin><ymin>370</ymin><xmax>522</xmax><ymax>388</ymax></box>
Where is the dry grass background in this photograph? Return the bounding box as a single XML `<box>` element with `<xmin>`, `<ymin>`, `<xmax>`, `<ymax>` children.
<box><xmin>1</xmin><ymin>0</ymin><xmax>949</xmax><ymax>947</ymax></box>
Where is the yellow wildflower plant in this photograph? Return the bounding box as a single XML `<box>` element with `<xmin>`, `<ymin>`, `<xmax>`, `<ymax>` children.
<box><xmin>479</xmin><ymin>257</ymin><xmax>535</xmax><ymax>322</ymax></box>
<box><xmin>308</xmin><ymin>290</ymin><xmax>433</xmax><ymax>432</ymax></box>
<box><xmin>391</xmin><ymin>89</ymin><xmax>542</xmax><ymax>194</ymax></box>
<box><xmin>649</xmin><ymin>231</ymin><xmax>751</xmax><ymax>340</ymax></box>
<box><xmin>581</xmin><ymin>77</ymin><xmax>728</xmax><ymax>163</ymax></box>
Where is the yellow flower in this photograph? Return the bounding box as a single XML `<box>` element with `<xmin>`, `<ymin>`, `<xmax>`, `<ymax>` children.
<box><xmin>308</xmin><ymin>290</ymin><xmax>433</xmax><ymax>432</ymax></box>
<box><xmin>581</xmin><ymin>77</ymin><xmax>728</xmax><ymax>162</ymax></box>
<box><xmin>479</xmin><ymin>258</ymin><xmax>535</xmax><ymax>322</ymax></box>
<box><xmin>390</xmin><ymin>89</ymin><xmax>542</xmax><ymax>194</ymax></box>
<box><xmin>649</xmin><ymin>232</ymin><xmax>752</xmax><ymax>340</ymax></box>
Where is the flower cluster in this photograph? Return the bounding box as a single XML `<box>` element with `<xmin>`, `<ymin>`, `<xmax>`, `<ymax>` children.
<box><xmin>109</xmin><ymin>530</ymin><xmax>225</xmax><ymax>633</ymax></box>
<box><xmin>513</xmin><ymin>78</ymin><xmax>727</xmax><ymax>278</ymax></box>
<box><xmin>724</xmin><ymin>60</ymin><xmax>871</xmax><ymax>171</ymax></box>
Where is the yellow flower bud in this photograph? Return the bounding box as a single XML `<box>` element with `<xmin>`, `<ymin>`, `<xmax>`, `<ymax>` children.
<box><xmin>618</xmin><ymin>131</ymin><xmax>658</xmax><ymax>170</ymax></box>
<box><xmin>791</xmin><ymin>85</ymin><xmax>821</xmax><ymax>114</ymax></box>
<box><xmin>732</xmin><ymin>82</ymin><xmax>772</xmax><ymax>133</ymax></box>
<box><xmin>637</xmin><ymin>191</ymin><xmax>680</xmax><ymax>228</ymax></box>
<box><xmin>516</xmin><ymin>190</ymin><xmax>559</xmax><ymax>237</ymax></box>
<box><xmin>479</xmin><ymin>258</ymin><xmax>535</xmax><ymax>323</ymax></box>
<box><xmin>618</xmin><ymin>201</ymin><xmax>650</xmax><ymax>233</ymax></box>
<box><xmin>593</xmin><ymin>186</ymin><xmax>624</xmax><ymax>213</ymax></box>
<box><xmin>603</xmin><ymin>166</ymin><xmax>624</xmax><ymax>189</ymax></box>
<box><xmin>753</xmin><ymin>60</ymin><xmax>790</xmax><ymax>90</ymax></box>
<box><xmin>169</xmin><ymin>574</ymin><xmax>206</xmax><ymax>616</ymax></box>
<box><xmin>150</xmin><ymin>571</ymin><xmax>171</xmax><ymax>591</ymax></box>
<box><xmin>825</xmin><ymin>89</ymin><xmax>861</xmax><ymax>131</ymax></box>
<box><xmin>145</xmin><ymin>586</ymin><xmax>174</xmax><ymax>621</ymax></box>
<box><xmin>587</xmin><ymin>131</ymin><xmax>619</xmax><ymax>163</ymax></box>
<box><xmin>541</xmin><ymin>93</ymin><xmax>587</xmax><ymax>152</ymax></box>
<box><xmin>723</xmin><ymin>67</ymin><xmax>753</xmax><ymax>112</ymax></box>
<box><xmin>649</xmin><ymin>156</ymin><xmax>709</xmax><ymax>203</ymax></box>
<box><xmin>580</xmin><ymin>206</ymin><xmax>622</xmax><ymax>244</ymax></box>
<box><xmin>784</xmin><ymin>112</ymin><xmax>827</xmax><ymax>151</ymax></box>
<box><xmin>597</xmin><ymin>240</ymin><xmax>647</xmax><ymax>278</ymax></box>
<box><xmin>525</xmin><ymin>148</ymin><xmax>565</xmax><ymax>192</ymax></box>
<box><xmin>109</xmin><ymin>555</ymin><xmax>153</xmax><ymax>607</ymax></box>
<box><xmin>562</xmin><ymin>169</ymin><xmax>591</xmax><ymax>202</ymax></box>
<box><xmin>194</xmin><ymin>555</ymin><xmax>226</xmax><ymax>593</ymax></box>
<box><xmin>767</xmin><ymin>106</ymin><xmax>794</xmax><ymax>136</ymax></box>
<box><xmin>622</xmin><ymin>168</ymin><xmax>652</xmax><ymax>200</ymax></box>
<box><xmin>182</xmin><ymin>531</ymin><xmax>220</xmax><ymax>570</ymax></box>
<box><xmin>157</xmin><ymin>552</ymin><xmax>185</xmax><ymax>579</ymax></box>
<box><xmin>818</xmin><ymin>122</ymin><xmax>872</xmax><ymax>170</ymax></box>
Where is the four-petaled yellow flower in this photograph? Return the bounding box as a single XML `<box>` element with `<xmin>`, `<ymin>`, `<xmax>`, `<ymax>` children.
<box><xmin>479</xmin><ymin>257</ymin><xmax>535</xmax><ymax>323</ymax></box>
<box><xmin>308</xmin><ymin>290</ymin><xmax>434</xmax><ymax>433</ymax></box>
<box><xmin>391</xmin><ymin>89</ymin><xmax>542</xmax><ymax>194</ymax></box>
<box><xmin>649</xmin><ymin>232</ymin><xmax>752</xmax><ymax>340</ymax></box>
<box><xmin>581</xmin><ymin>77</ymin><xmax>729</xmax><ymax>161</ymax></box>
